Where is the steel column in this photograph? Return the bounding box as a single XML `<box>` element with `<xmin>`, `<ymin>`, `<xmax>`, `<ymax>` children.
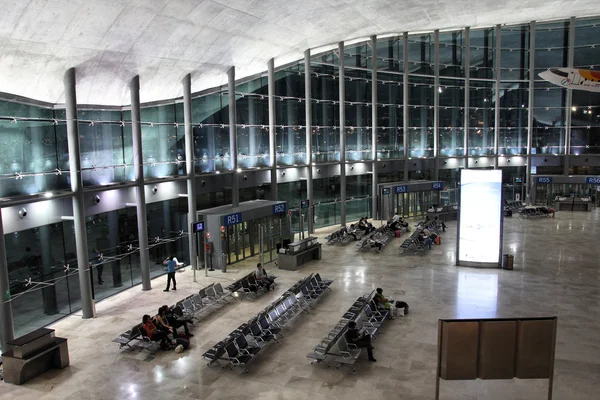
<box><xmin>182</xmin><ymin>74</ymin><xmax>197</xmax><ymax>279</ymax></box>
<box><xmin>434</xmin><ymin>30</ymin><xmax>440</xmax><ymax>180</ymax></box>
<box><xmin>494</xmin><ymin>25</ymin><xmax>501</xmax><ymax>168</ymax></box>
<box><xmin>228</xmin><ymin>67</ymin><xmax>240</xmax><ymax>207</ymax></box>
<box><xmin>268</xmin><ymin>58</ymin><xmax>278</xmax><ymax>200</ymax></box>
<box><xmin>371</xmin><ymin>35</ymin><xmax>378</xmax><ymax>219</ymax></box>
<box><xmin>403</xmin><ymin>32</ymin><xmax>409</xmax><ymax>181</ymax></box>
<box><xmin>304</xmin><ymin>50</ymin><xmax>314</xmax><ymax>233</ymax></box>
<box><xmin>339</xmin><ymin>42</ymin><xmax>347</xmax><ymax>226</ymax></box>
<box><xmin>0</xmin><ymin>208</ymin><xmax>14</xmax><ymax>349</ymax></box>
<box><xmin>130</xmin><ymin>75</ymin><xmax>151</xmax><ymax>291</ymax></box>
<box><xmin>526</xmin><ymin>22</ymin><xmax>536</xmax><ymax>203</ymax></box>
<box><xmin>464</xmin><ymin>27</ymin><xmax>470</xmax><ymax>167</ymax></box>
<box><xmin>564</xmin><ymin>17</ymin><xmax>576</xmax><ymax>175</ymax></box>
<box><xmin>65</xmin><ymin>68</ymin><xmax>96</xmax><ymax>314</ymax></box>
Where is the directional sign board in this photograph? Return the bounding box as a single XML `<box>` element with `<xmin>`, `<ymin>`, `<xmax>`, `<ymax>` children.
<box><xmin>192</xmin><ymin>221</ymin><xmax>205</xmax><ymax>233</ymax></box>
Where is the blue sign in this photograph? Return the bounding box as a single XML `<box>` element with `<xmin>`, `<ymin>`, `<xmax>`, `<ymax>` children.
<box><xmin>192</xmin><ymin>221</ymin><xmax>205</xmax><ymax>233</ymax></box>
<box><xmin>301</xmin><ymin>199</ymin><xmax>310</xmax><ymax>209</ymax></box>
<box><xmin>536</xmin><ymin>176</ymin><xmax>552</xmax><ymax>184</ymax></box>
<box><xmin>395</xmin><ymin>185</ymin><xmax>408</xmax><ymax>194</ymax></box>
<box><xmin>585</xmin><ymin>177</ymin><xmax>600</xmax><ymax>185</ymax></box>
<box><xmin>223</xmin><ymin>212</ymin><xmax>242</xmax><ymax>226</ymax></box>
<box><xmin>272</xmin><ymin>203</ymin><xmax>287</xmax><ymax>214</ymax></box>
<box><xmin>382</xmin><ymin>188</ymin><xmax>391</xmax><ymax>195</ymax></box>
<box><xmin>432</xmin><ymin>182</ymin><xmax>444</xmax><ymax>190</ymax></box>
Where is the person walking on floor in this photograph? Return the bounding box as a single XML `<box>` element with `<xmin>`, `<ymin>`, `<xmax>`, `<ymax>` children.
<box><xmin>163</xmin><ymin>256</ymin><xmax>177</xmax><ymax>292</ymax></box>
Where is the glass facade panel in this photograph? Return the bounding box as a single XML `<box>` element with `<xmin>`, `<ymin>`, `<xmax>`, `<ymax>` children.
<box><xmin>408</xmin><ymin>34</ymin><xmax>434</xmax><ymax>75</ymax></box>
<box><xmin>439</xmin><ymin>78</ymin><xmax>465</xmax><ymax>156</ymax></box>
<box><xmin>534</xmin><ymin>22</ymin><xmax>568</xmax><ymax>75</ymax></box>
<box><xmin>498</xmin><ymin>83</ymin><xmax>528</xmax><ymax>155</ymax></box>
<box><xmin>570</xmin><ymin>91</ymin><xmax>600</xmax><ymax>154</ymax></box>
<box><xmin>344</xmin><ymin>42</ymin><xmax>371</xmax><ymax>69</ymax></box>
<box><xmin>470</xmin><ymin>28</ymin><xmax>496</xmax><ymax>79</ymax></box>
<box><xmin>500</xmin><ymin>25</ymin><xmax>530</xmax><ymax>81</ymax></box>
<box><xmin>468</xmin><ymin>80</ymin><xmax>496</xmax><ymax>155</ymax></box>
<box><xmin>439</xmin><ymin>31</ymin><xmax>465</xmax><ymax>78</ymax></box>
<box><xmin>236</xmin><ymin>77</ymin><xmax>270</xmax><ymax>169</ymax></box>
<box><xmin>192</xmin><ymin>93</ymin><xmax>231</xmax><ymax>172</ymax></box>
<box><xmin>532</xmin><ymin>81</ymin><xmax>566</xmax><ymax>154</ymax></box>
<box><xmin>312</xmin><ymin>64</ymin><xmax>340</xmax><ymax>162</ymax></box>
<box><xmin>408</xmin><ymin>76</ymin><xmax>434</xmax><ymax>157</ymax></box>
<box><xmin>377</xmin><ymin>73</ymin><xmax>403</xmax><ymax>159</ymax></box>
<box><xmin>574</xmin><ymin>18</ymin><xmax>600</xmax><ymax>68</ymax></box>
<box><xmin>376</xmin><ymin>37</ymin><xmax>404</xmax><ymax>73</ymax></box>
<box><xmin>275</xmin><ymin>64</ymin><xmax>306</xmax><ymax>166</ymax></box>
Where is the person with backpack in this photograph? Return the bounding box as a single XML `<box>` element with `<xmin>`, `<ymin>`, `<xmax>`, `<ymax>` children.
<box><xmin>142</xmin><ymin>314</ymin><xmax>170</xmax><ymax>350</ymax></box>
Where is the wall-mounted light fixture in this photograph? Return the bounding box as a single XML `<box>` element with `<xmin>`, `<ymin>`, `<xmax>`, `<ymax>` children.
<box><xmin>18</xmin><ymin>208</ymin><xmax>27</xmax><ymax>218</ymax></box>
<box><xmin>281</xmin><ymin>171</ymin><xmax>286</xmax><ymax>176</ymax></box>
<box><xmin>93</xmin><ymin>195</ymin><xmax>100</xmax><ymax>204</ymax></box>
<box><xmin>201</xmin><ymin>180</ymin><xmax>206</xmax><ymax>186</ymax></box>
<box><xmin>243</xmin><ymin>175</ymin><xmax>248</xmax><ymax>180</ymax></box>
<box><xmin>152</xmin><ymin>186</ymin><xmax>158</xmax><ymax>195</ymax></box>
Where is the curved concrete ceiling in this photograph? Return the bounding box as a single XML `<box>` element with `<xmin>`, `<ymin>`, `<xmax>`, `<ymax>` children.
<box><xmin>1</xmin><ymin>0</ymin><xmax>600</xmax><ymax>106</ymax></box>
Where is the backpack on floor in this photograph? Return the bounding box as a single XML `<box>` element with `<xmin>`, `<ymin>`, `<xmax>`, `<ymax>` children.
<box><xmin>174</xmin><ymin>337</ymin><xmax>190</xmax><ymax>352</ymax></box>
<box><xmin>395</xmin><ymin>301</ymin><xmax>409</xmax><ymax>315</ymax></box>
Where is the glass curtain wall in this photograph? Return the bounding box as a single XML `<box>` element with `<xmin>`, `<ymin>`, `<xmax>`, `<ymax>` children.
<box><xmin>532</xmin><ymin>21</ymin><xmax>568</xmax><ymax>155</ymax></box>
<box><xmin>192</xmin><ymin>92</ymin><xmax>230</xmax><ymax>172</ymax></box>
<box><xmin>235</xmin><ymin>77</ymin><xmax>270</xmax><ymax>169</ymax></box>
<box><xmin>0</xmin><ymin>101</ymin><xmax>69</xmax><ymax>197</ymax></box>
<box><xmin>274</xmin><ymin>64</ymin><xmax>306</xmax><ymax>166</ymax></box>
<box><xmin>571</xmin><ymin>18</ymin><xmax>600</xmax><ymax>155</ymax></box>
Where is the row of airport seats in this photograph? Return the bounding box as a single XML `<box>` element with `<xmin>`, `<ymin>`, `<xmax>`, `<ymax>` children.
<box><xmin>356</xmin><ymin>223</ymin><xmax>395</xmax><ymax>252</ymax></box>
<box><xmin>326</xmin><ymin>226</ymin><xmax>365</xmax><ymax>245</ymax></box>
<box><xmin>202</xmin><ymin>273</ymin><xmax>333</xmax><ymax>372</ymax></box>
<box><xmin>399</xmin><ymin>219</ymin><xmax>443</xmax><ymax>256</ymax></box>
<box><xmin>226</xmin><ymin>270</ymin><xmax>277</xmax><ymax>301</ymax></box>
<box><xmin>306</xmin><ymin>290</ymin><xmax>390</xmax><ymax>372</ymax></box>
<box><xmin>518</xmin><ymin>206</ymin><xmax>553</xmax><ymax>219</ymax></box>
<box><xmin>112</xmin><ymin>282</ymin><xmax>231</xmax><ymax>352</ymax></box>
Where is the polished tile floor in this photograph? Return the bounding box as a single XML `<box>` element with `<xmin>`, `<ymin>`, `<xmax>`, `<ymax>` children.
<box><xmin>1</xmin><ymin>211</ymin><xmax>600</xmax><ymax>400</ymax></box>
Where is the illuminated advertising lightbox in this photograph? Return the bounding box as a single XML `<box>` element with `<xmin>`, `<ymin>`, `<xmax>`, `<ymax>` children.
<box><xmin>458</xmin><ymin>169</ymin><xmax>503</xmax><ymax>266</ymax></box>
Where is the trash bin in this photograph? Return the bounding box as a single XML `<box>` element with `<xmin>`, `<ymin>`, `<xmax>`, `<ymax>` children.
<box><xmin>221</xmin><ymin>252</ymin><xmax>228</xmax><ymax>273</ymax></box>
<box><xmin>502</xmin><ymin>254</ymin><xmax>514</xmax><ymax>270</ymax></box>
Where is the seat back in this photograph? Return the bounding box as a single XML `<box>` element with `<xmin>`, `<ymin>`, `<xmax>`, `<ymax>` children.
<box><xmin>198</xmin><ymin>288</ymin><xmax>207</xmax><ymax>298</ymax></box>
<box><xmin>130</xmin><ymin>323</ymin><xmax>143</xmax><ymax>339</ymax></box>
<box><xmin>275</xmin><ymin>304</ymin><xmax>286</xmax><ymax>317</ymax></box>
<box><xmin>250</xmin><ymin>323</ymin><xmax>262</xmax><ymax>337</ymax></box>
<box><xmin>364</xmin><ymin>305</ymin><xmax>373</xmax><ymax>317</ymax></box>
<box><xmin>268</xmin><ymin>309</ymin><xmax>279</xmax><ymax>323</ymax></box>
<box><xmin>248</xmin><ymin>275</ymin><xmax>257</xmax><ymax>285</ymax></box>
<box><xmin>183</xmin><ymin>298</ymin><xmax>193</xmax><ymax>311</ymax></box>
<box><xmin>315</xmin><ymin>273</ymin><xmax>323</xmax><ymax>283</ymax></box>
<box><xmin>214</xmin><ymin>282</ymin><xmax>224</xmax><ymax>296</ymax></box>
<box><xmin>225</xmin><ymin>341</ymin><xmax>239</xmax><ymax>358</ymax></box>
<box><xmin>206</xmin><ymin>286</ymin><xmax>217</xmax><ymax>297</ymax></box>
<box><xmin>259</xmin><ymin>317</ymin><xmax>270</xmax><ymax>330</ymax></box>
<box><xmin>306</xmin><ymin>281</ymin><xmax>315</xmax><ymax>291</ymax></box>
<box><xmin>301</xmin><ymin>286</ymin><xmax>310</xmax><ymax>296</ymax></box>
<box><xmin>242</xmin><ymin>280</ymin><xmax>251</xmax><ymax>289</ymax></box>
<box><xmin>289</xmin><ymin>295</ymin><xmax>298</xmax><ymax>305</ymax></box>
<box><xmin>191</xmin><ymin>294</ymin><xmax>202</xmax><ymax>308</ymax></box>
<box><xmin>235</xmin><ymin>334</ymin><xmax>249</xmax><ymax>350</ymax></box>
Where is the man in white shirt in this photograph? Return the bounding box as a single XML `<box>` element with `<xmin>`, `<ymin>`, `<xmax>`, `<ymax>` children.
<box><xmin>255</xmin><ymin>263</ymin><xmax>275</xmax><ymax>291</ymax></box>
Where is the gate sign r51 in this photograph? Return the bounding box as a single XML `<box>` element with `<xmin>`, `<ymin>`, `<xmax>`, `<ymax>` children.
<box><xmin>585</xmin><ymin>177</ymin><xmax>600</xmax><ymax>185</ymax></box>
<box><xmin>223</xmin><ymin>212</ymin><xmax>242</xmax><ymax>226</ymax></box>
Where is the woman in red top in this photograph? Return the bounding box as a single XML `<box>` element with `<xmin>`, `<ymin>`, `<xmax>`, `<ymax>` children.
<box><xmin>142</xmin><ymin>314</ymin><xmax>169</xmax><ymax>350</ymax></box>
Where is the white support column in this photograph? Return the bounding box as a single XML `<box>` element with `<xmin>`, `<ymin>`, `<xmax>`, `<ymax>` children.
<box><xmin>0</xmin><ymin>208</ymin><xmax>14</xmax><ymax>349</ymax></box>
<box><xmin>339</xmin><ymin>42</ymin><xmax>347</xmax><ymax>226</ymax></box>
<box><xmin>228</xmin><ymin>67</ymin><xmax>240</xmax><ymax>207</ymax></box>
<box><xmin>182</xmin><ymin>74</ymin><xmax>197</xmax><ymax>275</ymax></box>
<box><xmin>434</xmin><ymin>30</ymin><xmax>440</xmax><ymax>180</ymax></box>
<box><xmin>371</xmin><ymin>35</ymin><xmax>378</xmax><ymax>219</ymax></box>
<box><xmin>526</xmin><ymin>22</ymin><xmax>536</xmax><ymax>203</ymax></box>
<box><xmin>65</xmin><ymin>68</ymin><xmax>96</xmax><ymax>314</ymax></box>
<box><xmin>564</xmin><ymin>16</ymin><xmax>576</xmax><ymax>175</ymax></box>
<box><xmin>464</xmin><ymin>28</ymin><xmax>470</xmax><ymax>167</ymax></box>
<box><xmin>130</xmin><ymin>75</ymin><xmax>151</xmax><ymax>291</ymax></box>
<box><xmin>268</xmin><ymin>58</ymin><xmax>278</xmax><ymax>200</ymax></box>
<box><xmin>494</xmin><ymin>25</ymin><xmax>501</xmax><ymax>168</ymax></box>
<box><xmin>304</xmin><ymin>50</ymin><xmax>314</xmax><ymax>234</ymax></box>
<box><xmin>403</xmin><ymin>32</ymin><xmax>409</xmax><ymax>181</ymax></box>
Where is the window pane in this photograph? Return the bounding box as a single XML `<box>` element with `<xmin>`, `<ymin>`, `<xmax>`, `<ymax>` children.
<box><xmin>498</xmin><ymin>82</ymin><xmax>529</xmax><ymax>155</ymax></box>
<box><xmin>500</xmin><ymin>25</ymin><xmax>530</xmax><ymax>80</ymax></box>
<box><xmin>408</xmin><ymin>34</ymin><xmax>434</xmax><ymax>75</ymax></box>
<box><xmin>439</xmin><ymin>31</ymin><xmax>465</xmax><ymax>78</ymax></box>
<box><xmin>532</xmin><ymin>80</ymin><xmax>566</xmax><ymax>154</ymax></box>
<box><xmin>376</xmin><ymin>37</ymin><xmax>404</xmax><ymax>73</ymax></box>
<box><xmin>534</xmin><ymin>21</ymin><xmax>568</xmax><ymax>75</ymax></box>
<box><xmin>468</xmin><ymin>80</ymin><xmax>495</xmax><ymax>155</ymax></box>
<box><xmin>470</xmin><ymin>28</ymin><xmax>496</xmax><ymax>79</ymax></box>
<box><xmin>408</xmin><ymin>76</ymin><xmax>434</xmax><ymax>157</ymax></box>
<box><xmin>377</xmin><ymin>73</ymin><xmax>403</xmax><ymax>158</ymax></box>
<box><xmin>439</xmin><ymin>78</ymin><xmax>465</xmax><ymax>156</ymax></box>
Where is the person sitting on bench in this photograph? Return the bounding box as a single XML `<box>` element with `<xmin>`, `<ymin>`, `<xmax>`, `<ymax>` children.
<box><xmin>255</xmin><ymin>263</ymin><xmax>275</xmax><ymax>291</ymax></box>
<box><xmin>368</xmin><ymin>238</ymin><xmax>383</xmax><ymax>252</ymax></box>
<box><xmin>142</xmin><ymin>314</ymin><xmax>170</xmax><ymax>350</ymax></box>
<box><xmin>434</xmin><ymin>216</ymin><xmax>446</xmax><ymax>232</ymax></box>
<box><xmin>347</xmin><ymin>224</ymin><xmax>360</xmax><ymax>240</ymax></box>
<box><xmin>374</xmin><ymin>287</ymin><xmax>393</xmax><ymax>312</ymax></box>
<box><xmin>417</xmin><ymin>231</ymin><xmax>432</xmax><ymax>250</ymax></box>
<box><xmin>346</xmin><ymin>321</ymin><xmax>376</xmax><ymax>362</ymax></box>
<box><xmin>164</xmin><ymin>304</ymin><xmax>193</xmax><ymax>338</ymax></box>
<box><xmin>422</xmin><ymin>227</ymin><xmax>437</xmax><ymax>240</ymax></box>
